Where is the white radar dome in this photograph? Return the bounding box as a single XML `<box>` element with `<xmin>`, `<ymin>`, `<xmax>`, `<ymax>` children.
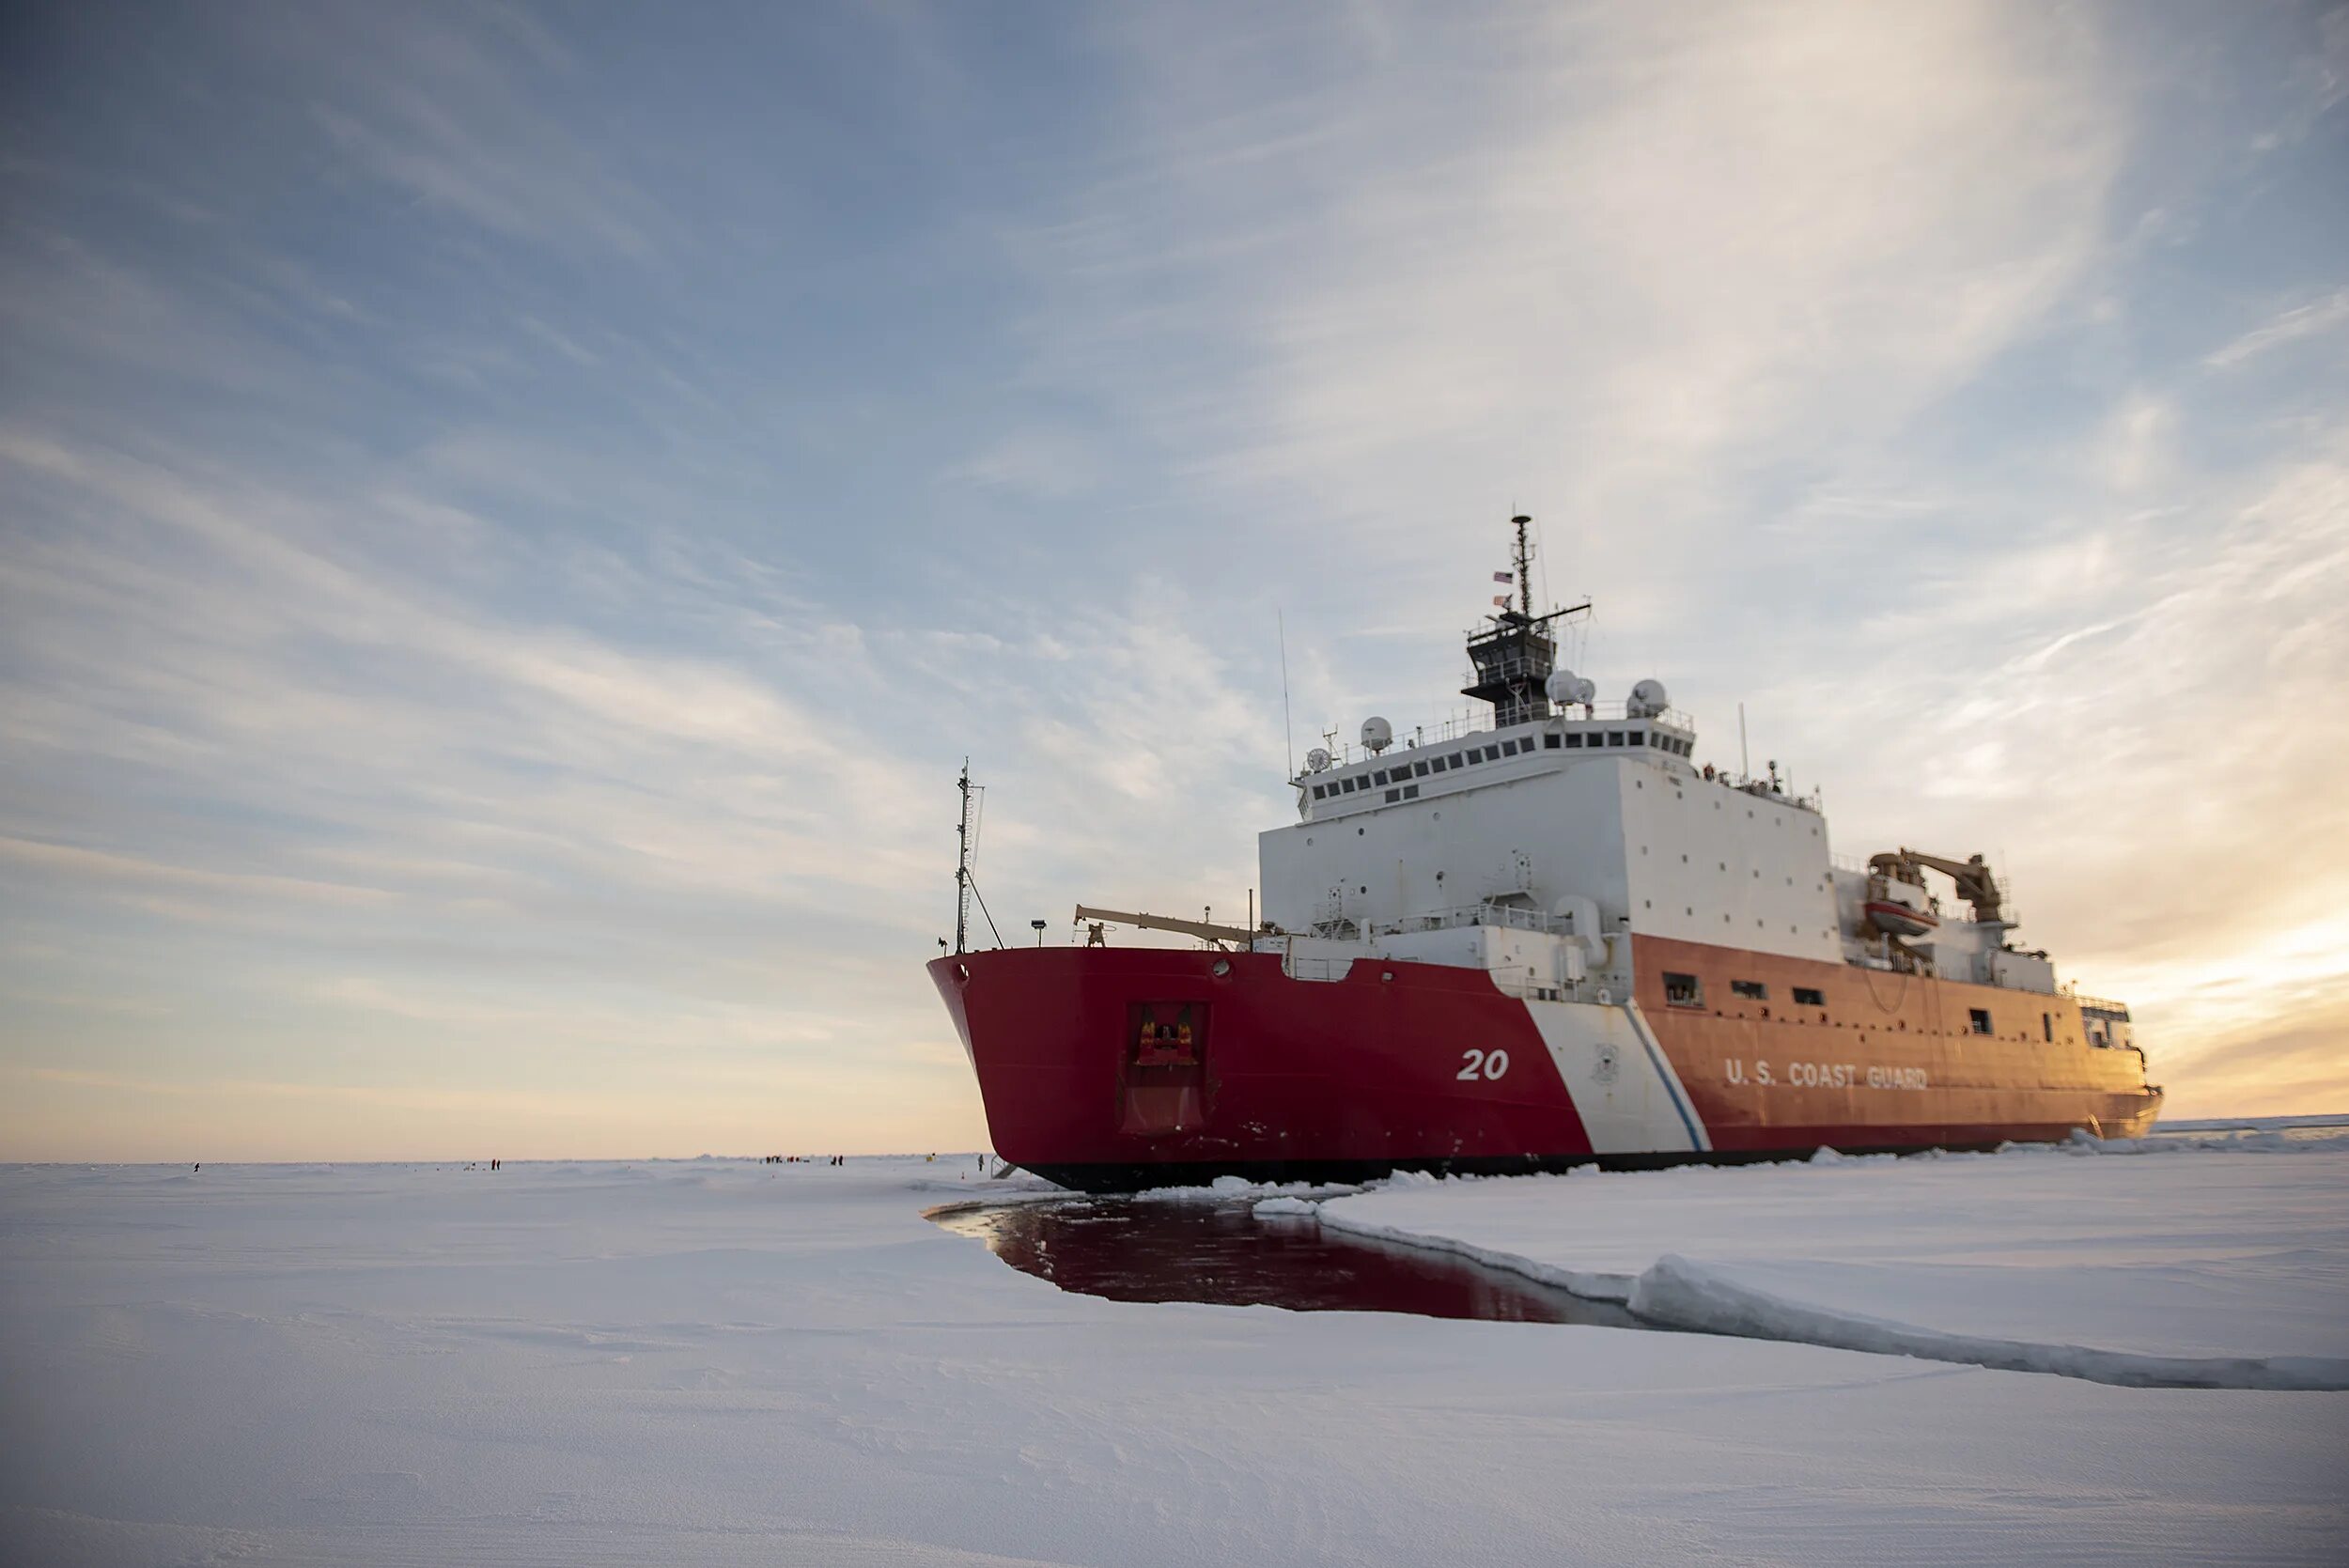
<box><xmin>1361</xmin><ymin>716</ymin><xmax>1393</xmax><ymax>753</ymax></box>
<box><xmin>1545</xmin><ymin>669</ymin><xmax>1596</xmax><ymax>706</ymax></box>
<box><xmin>1628</xmin><ymin>678</ymin><xmax>1669</xmax><ymax>718</ymax></box>
<box><xmin>1305</xmin><ymin>747</ymin><xmax>1332</xmax><ymax>773</ymax></box>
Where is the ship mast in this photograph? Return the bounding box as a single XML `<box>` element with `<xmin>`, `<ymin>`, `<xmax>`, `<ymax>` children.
<box><xmin>955</xmin><ymin>758</ymin><xmax>973</xmax><ymax>955</ymax></box>
<box><xmin>1515</xmin><ymin>511</ymin><xmax>1533</xmax><ymax>621</ymax></box>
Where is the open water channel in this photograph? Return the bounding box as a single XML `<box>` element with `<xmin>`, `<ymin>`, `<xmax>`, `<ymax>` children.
<box><xmin>930</xmin><ymin>1196</ymin><xmax>1659</xmax><ymax>1328</ymax></box>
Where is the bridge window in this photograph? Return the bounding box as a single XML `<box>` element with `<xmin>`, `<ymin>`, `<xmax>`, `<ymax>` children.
<box><xmin>1564</xmin><ymin>733</ymin><xmax>1583</xmax><ymax>748</ymax></box>
<box><xmin>1402</xmin><ymin>784</ymin><xmax>1420</xmax><ymax>800</ymax></box>
<box><xmin>1413</xmin><ymin>760</ymin><xmax>1430</xmax><ymax>777</ymax></box>
<box><xmin>1793</xmin><ymin>986</ymin><xmax>1825</xmax><ymax>1006</ymax></box>
<box><xmin>1384</xmin><ymin>788</ymin><xmax>1400</xmax><ymax>803</ymax></box>
<box><xmin>1663</xmin><ymin>972</ymin><xmax>1704</xmax><ymax>1008</ymax></box>
<box><xmin>1968</xmin><ymin>1008</ymin><xmax>1992</xmax><ymax>1034</ymax></box>
<box><xmin>2043</xmin><ymin>1012</ymin><xmax>2053</xmax><ymax>1042</ymax></box>
<box><xmin>1607</xmin><ymin>731</ymin><xmax>1626</xmax><ymax>747</ymax></box>
<box><xmin>1730</xmin><ymin>979</ymin><xmax>1767</xmax><ymax>1001</ymax></box>
<box><xmin>1545</xmin><ymin>734</ymin><xmax>1561</xmax><ymax>749</ymax></box>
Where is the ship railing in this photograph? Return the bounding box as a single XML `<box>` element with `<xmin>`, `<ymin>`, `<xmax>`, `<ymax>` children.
<box><xmin>1379</xmin><ymin>901</ymin><xmax>1567</xmax><ymax>937</ymax></box>
<box><xmin>1317</xmin><ymin>704</ymin><xmax>1710</xmax><ymax>766</ymax></box>
<box><xmin>1444</xmin><ymin>685</ymin><xmax>1699</xmax><ymax>729</ymax></box>
<box><xmin>2063</xmin><ymin>989</ymin><xmax>2131</xmax><ymax>1017</ymax></box>
<box><xmin>1462</xmin><ymin>648</ymin><xmax>1553</xmax><ymax>685</ymax></box>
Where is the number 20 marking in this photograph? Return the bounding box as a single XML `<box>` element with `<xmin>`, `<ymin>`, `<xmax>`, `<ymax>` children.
<box><xmin>1457</xmin><ymin>1048</ymin><xmax>1510</xmax><ymax>1081</ymax></box>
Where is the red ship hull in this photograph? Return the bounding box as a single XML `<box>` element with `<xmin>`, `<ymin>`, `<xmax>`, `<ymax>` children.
<box><xmin>929</xmin><ymin>936</ymin><xmax>2162</xmax><ymax>1192</ymax></box>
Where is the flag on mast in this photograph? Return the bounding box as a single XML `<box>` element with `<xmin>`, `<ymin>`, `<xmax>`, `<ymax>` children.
<box><xmin>1493</xmin><ymin>570</ymin><xmax>1513</xmax><ymax>583</ymax></box>
<box><xmin>1491</xmin><ymin>595</ymin><xmax>1510</xmax><ymax>608</ymax></box>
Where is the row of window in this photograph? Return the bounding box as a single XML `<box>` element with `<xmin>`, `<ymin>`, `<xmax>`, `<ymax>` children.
<box><xmin>1310</xmin><ymin>727</ymin><xmax>1691</xmax><ymax>802</ymax></box>
<box><xmin>1564</xmin><ymin>729</ymin><xmax>1692</xmax><ymax>756</ymax></box>
<box><xmin>1969</xmin><ymin>1008</ymin><xmax>2057</xmax><ymax>1042</ymax></box>
<box><xmin>1663</xmin><ymin>979</ymin><xmax>2058</xmax><ymax>1045</ymax></box>
<box><xmin>1667</xmin><ymin>973</ymin><xmax>1827</xmax><ymax>1009</ymax></box>
<box><xmin>1310</xmin><ymin>733</ymin><xmax>1541</xmax><ymax>800</ymax></box>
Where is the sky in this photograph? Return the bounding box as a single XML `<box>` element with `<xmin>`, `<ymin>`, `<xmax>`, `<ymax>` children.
<box><xmin>1</xmin><ymin>1</ymin><xmax>2344</xmax><ymax>1161</ymax></box>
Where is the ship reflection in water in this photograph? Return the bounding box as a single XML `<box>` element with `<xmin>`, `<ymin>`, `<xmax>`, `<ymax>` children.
<box><xmin>931</xmin><ymin>1198</ymin><xmax>1657</xmax><ymax>1328</ymax></box>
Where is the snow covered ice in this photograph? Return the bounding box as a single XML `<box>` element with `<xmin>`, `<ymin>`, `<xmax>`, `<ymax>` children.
<box><xmin>4</xmin><ymin>1143</ymin><xmax>2346</xmax><ymax>1565</ymax></box>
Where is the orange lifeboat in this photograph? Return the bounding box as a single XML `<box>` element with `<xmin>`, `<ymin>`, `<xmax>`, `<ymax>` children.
<box><xmin>1863</xmin><ymin>898</ymin><xmax>1940</xmax><ymax>938</ymax></box>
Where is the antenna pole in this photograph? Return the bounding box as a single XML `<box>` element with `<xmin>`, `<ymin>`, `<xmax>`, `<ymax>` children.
<box><xmin>1278</xmin><ymin>610</ymin><xmax>1294</xmax><ymax>780</ymax></box>
<box><xmin>954</xmin><ymin>758</ymin><xmax>973</xmax><ymax>955</ymax></box>
<box><xmin>1738</xmin><ymin>705</ymin><xmax>1750</xmax><ymax>782</ymax></box>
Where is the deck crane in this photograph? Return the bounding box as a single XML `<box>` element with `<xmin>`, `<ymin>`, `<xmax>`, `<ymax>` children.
<box><xmin>1869</xmin><ymin>848</ymin><xmax>2006</xmax><ymax>925</ymax></box>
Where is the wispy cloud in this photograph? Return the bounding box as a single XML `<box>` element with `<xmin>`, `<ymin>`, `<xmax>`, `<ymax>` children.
<box><xmin>2204</xmin><ymin>287</ymin><xmax>2349</xmax><ymax>368</ymax></box>
<box><xmin>2</xmin><ymin>0</ymin><xmax>2344</xmax><ymax>1155</ymax></box>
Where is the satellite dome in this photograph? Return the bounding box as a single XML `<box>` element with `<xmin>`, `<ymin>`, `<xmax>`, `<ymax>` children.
<box><xmin>1545</xmin><ymin>669</ymin><xmax>1595</xmax><ymax>706</ymax></box>
<box><xmin>1361</xmin><ymin>717</ymin><xmax>1393</xmax><ymax>753</ymax></box>
<box><xmin>1628</xmin><ymin>679</ymin><xmax>1669</xmax><ymax>718</ymax></box>
<box><xmin>1305</xmin><ymin>747</ymin><xmax>1332</xmax><ymax>773</ymax></box>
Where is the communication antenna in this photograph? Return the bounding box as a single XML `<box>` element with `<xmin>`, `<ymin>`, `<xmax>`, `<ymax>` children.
<box><xmin>1534</xmin><ymin>512</ymin><xmax>1552</xmax><ymax>628</ymax></box>
<box><xmin>1738</xmin><ymin>704</ymin><xmax>1750</xmax><ymax>782</ymax></box>
<box><xmin>1278</xmin><ymin>610</ymin><xmax>1294</xmax><ymax>780</ymax></box>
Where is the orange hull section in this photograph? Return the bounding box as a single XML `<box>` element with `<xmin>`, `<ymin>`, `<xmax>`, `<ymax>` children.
<box><xmin>1629</xmin><ymin>936</ymin><xmax>2163</xmax><ymax>1148</ymax></box>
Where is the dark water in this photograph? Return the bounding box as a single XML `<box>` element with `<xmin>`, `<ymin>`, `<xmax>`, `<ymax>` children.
<box><xmin>931</xmin><ymin>1197</ymin><xmax>1656</xmax><ymax>1328</ymax></box>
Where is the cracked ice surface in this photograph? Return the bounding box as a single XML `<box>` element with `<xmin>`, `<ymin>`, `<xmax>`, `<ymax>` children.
<box><xmin>1321</xmin><ymin>1130</ymin><xmax>2349</xmax><ymax>1386</ymax></box>
<box><xmin>3</xmin><ymin>1153</ymin><xmax>2345</xmax><ymax>1566</ymax></box>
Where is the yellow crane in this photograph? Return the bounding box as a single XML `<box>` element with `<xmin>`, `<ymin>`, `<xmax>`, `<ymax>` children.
<box><xmin>1867</xmin><ymin>848</ymin><xmax>2006</xmax><ymax>924</ymax></box>
<box><xmin>1072</xmin><ymin>905</ymin><xmax>1260</xmax><ymax>950</ymax></box>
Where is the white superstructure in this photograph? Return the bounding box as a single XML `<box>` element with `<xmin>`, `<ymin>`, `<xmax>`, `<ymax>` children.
<box><xmin>1265</xmin><ymin>704</ymin><xmax>1841</xmax><ymax>955</ymax></box>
